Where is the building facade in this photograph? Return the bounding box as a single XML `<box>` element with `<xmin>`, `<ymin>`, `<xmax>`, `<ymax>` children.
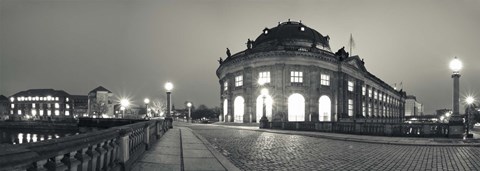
<box><xmin>87</xmin><ymin>86</ymin><xmax>114</xmax><ymax>117</ymax></box>
<box><xmin>8</xmin><ymin>89</ymin><xmax>75</xmax><ymax>120</ymax></box>
<box><xmin>0</xmin><ymin>95</ymin><xmax>8</xmax><ymax>120</ymax></box>
<box><xmin>405</xmin><ymin>95</ymin><xmax>424</xmax><ymax>117</ymax></box>
<box><xmin>216</xmin><ymin>21</ymin><xmax>406</xmax><ymax>123</ymax></box>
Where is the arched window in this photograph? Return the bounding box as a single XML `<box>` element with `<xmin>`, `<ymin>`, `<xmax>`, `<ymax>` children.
<box><xmin>288</xmin><ymin>93</ymin><xmax>305</xmax><ymax>121</ymax></box>
<box><xmin>256</xmin><ymin>95</ymin><xmax>273</xmax><ymax>122</ymax></box>
<box><xmin>234</xmin><ymin>96</ymin><xmax>244</xmax><ymax>123</ymax></box>
<box><xmin>319</xmin><ymin>95</ymin><xmax>331</xmax><ymax>121</ymax></box>
<box><xmin>223</xmin><ymin>99</ymin><xmax>228</xmax><ymax>122</ymax></box>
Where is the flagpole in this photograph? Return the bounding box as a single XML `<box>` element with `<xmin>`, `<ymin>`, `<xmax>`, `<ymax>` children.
<box><xmin>349</xmin><ymin>34</ymin><xmax>352</xmax><ymax>57</ymax></box>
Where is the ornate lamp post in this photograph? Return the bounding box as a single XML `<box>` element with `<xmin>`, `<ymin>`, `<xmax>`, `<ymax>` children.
<box><xmin>448</xmin><ymin>57</ymin><xmax>464</xmax><ymax>138</ymax></box>
<box><xmin>165</xmin><ymin>82</ymin><xmax>174</xmax><ymax>128</ymax></box>
<box><xmin>259</xmin><ymin>80</ymin><xmax>269</xmax><ymax>128</ymax></box>
<box><xmin>187</xmin><ymin>102</ymin><xmax>192</xmax><ymax>123</ymax></box>
<box><xmin>120</xmin><ymin>99</ymin><xmax>129</xmax><ymax>118</ymax></box>
<box><xmin>144</xmin><ymin>98</ymin><xmax>150</xmax><ymax>118</ymax></box>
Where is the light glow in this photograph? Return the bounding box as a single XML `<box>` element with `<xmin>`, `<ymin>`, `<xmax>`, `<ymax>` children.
<box><xmin>187</xmin><ymin>102</ymin><xmax>192</xmax><ymax>107</ymax></box>
<box><xmin>256</xmin><ymin>95</ymin><xmax>273</xmax><ymax>122</ymax></box>
<box><xmin>466</xmin><ymin>96</ymin><xmax>475</xmax><ymax>104</ymax></box>
<box><xmin>120</xmin><ymin>99</ymin><xmax>130</xmax><ymax>107</ymax></box>
<box><xmin>144</xmin><ymin>98</ymin><xmax>150</xmax><ymax>104</ymax></box>
<box><xmin>449</xmin><ymin>57</ymin><xmax>462</xmax><ymax>72</ymax></box>
<box><xmin>165</xmin><ymin>82</ymin><xmax>174</xmax><ymax>91</ymax></box>
<box><xmin>234</xmin><ymin>96</ymin><xmax>245</xmax><ymax>123</ymax></box>
<box><xmin>261</xmin><ymin>88</ymin><xmax>269</xmax><ymax>96</ymax></box>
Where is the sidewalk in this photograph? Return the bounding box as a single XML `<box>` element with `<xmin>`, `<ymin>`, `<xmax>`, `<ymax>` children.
<box><xmin>131</xmin><ymin>126</ymin><xmax>240</xmax><ymax>171</ymax></box>
<box><xmin>211</xmin><ymin>122</ymin><xmax>480</xmax><ymax>146</ymax></box>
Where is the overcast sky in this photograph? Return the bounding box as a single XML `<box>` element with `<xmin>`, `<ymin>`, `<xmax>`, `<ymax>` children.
<box><xmin>1</xmin><ymin>0</ymin><xmax>479</xmax><ymax>113</ymax></box>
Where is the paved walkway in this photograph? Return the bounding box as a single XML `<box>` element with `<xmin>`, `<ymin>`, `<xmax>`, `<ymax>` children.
<box><xmin>131</xmin><ymin>127</ymin><xmax>240</xmax><ymax>171</ymax></box>
<box><xmin>211</xmin><ymin>122</ymin><xmax>480</xmax><ymax>146</ymax></box>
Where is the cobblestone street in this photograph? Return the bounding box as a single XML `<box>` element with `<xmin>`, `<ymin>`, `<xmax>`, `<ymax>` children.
<box><xmin>186</xmin><ymin>124</ymin><xmax>480</xmax><ymax>171</ymax></box>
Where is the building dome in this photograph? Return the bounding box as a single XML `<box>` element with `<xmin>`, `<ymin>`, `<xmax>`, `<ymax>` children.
<box><xmin>253</xmin><ymin>21</ymin><xmax>330</xmax><ymax>50</ymax></box>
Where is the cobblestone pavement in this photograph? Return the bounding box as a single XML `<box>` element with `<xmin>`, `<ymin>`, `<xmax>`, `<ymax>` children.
<box><xmin>185</xmin><ymin>124</ymin><xmax>480</xmax><ymax>171</ymax></box>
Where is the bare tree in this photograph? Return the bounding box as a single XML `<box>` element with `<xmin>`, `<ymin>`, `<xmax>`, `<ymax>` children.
<box><xmin>92</xmin><ymin>101</ymin><xmax>109</xmax><ymax>118</ymax></box>
<box><xmin>150</xmin><ymin>98</ymin><xmax>167</xmax><ymax>117</ymax></box>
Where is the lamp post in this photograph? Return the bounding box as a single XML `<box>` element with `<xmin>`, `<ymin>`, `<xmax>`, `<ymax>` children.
<box><xmin>448</xmin><ymin>57</ymin><xmax>464</xmax><ymax>138</ymax></box>
<box><xmin>120</xmin><ymin>99</ymin><xmax>129</xmax><ymax>118</ymax></box>
<box><xmin>466</xmin><ymin>96</ymin><xmax>475</xmax><ymax>138</ymax></box>
<box><xmin>165</xmin><ymin>82</ymin><xmax>174</xmax><ymax>128</ymax></box>
<box><xmin>258</xmin><ymin>80</ymin><xmax>269</xmax><ymax>128</ymax></box>
<box><xmin>144</xmin><ymin>98</ymin><xmax>150</xmax><ymax>118</ymax></box>
<box><xmin>187</xmin><ymin>102</ymin><xmax>192</xmax><ymax>123</ymax></box>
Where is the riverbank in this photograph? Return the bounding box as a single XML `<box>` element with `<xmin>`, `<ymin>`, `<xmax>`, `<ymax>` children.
<box><xmin>0</xmin><ymin>120</ymin><xmax>78</xmax><ymax>131</ymax></box>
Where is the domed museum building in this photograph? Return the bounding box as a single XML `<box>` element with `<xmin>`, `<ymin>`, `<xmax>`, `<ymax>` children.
<box><xmin>216</xmin><ymin>21</ymin><xmax>406</xmax><ymax>124</ymax></box>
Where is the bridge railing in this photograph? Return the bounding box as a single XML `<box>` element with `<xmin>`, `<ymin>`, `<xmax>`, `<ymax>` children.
<box><xmin>267</xmin><ymin>121</ymin><xmax>449</xmax><ymax>137</ymax></box>
<box><xmin>0</xmin><ymin>119</ymin><xmax>171</xmax><ymax>171</ymax></box>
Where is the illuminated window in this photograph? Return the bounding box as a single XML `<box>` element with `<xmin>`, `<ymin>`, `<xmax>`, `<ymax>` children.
<box><xmin>10</xmin><ymin>97</ymin><xmax>14</xmax><ymax>102</ymax></box>
<box><xmin>40</xmin><ymin>97</ymin><xmax>44</xmax><ymax>101</ymax></box>
<box><xmin>32</xmin><ymin>110</ymin><xmax>36</xmax><ymax>116</ymax></box>
<box><xmin>288</xmin><ymin>93</ymin><xmax>305</xmax><ymax>121</ymax></box>
<box><xmin>319</xmin><ymin>95</ymin><xmax>331</xmax><ymax>121</ymax></box>
<box><xmin>290</xmin><ymin>71</ymin><xmax>303</xmax><ymax>83</ymax></box>
<box><xmin>32</xmin><ymin>103</ymin><xmax>36</xmax><ymax>108</ymax></box>
<box><xmin>369</xmin><ymin>103</ymin><xmax>372</xmax><ymax>117</ymax></box>
<box><xmin>374</xmin><ymin>91</ymin><xmax>378</xmax><ymax>100</ymax></box>
<box><xmin>65</xmin><ymin>111</ymin><xmax>70</xmax><ymax>116</ymax></box>
<box><xmin>47</xmin><ymin>110</ymin><xmax>51</xmax><ymax>116</ymax></box>
<box><xmin>258</xmin><ymin>71</ymin><xmax>271</xmax><ymax>84</ymax></box>
<box><xmin>375</xmin><ymin>104</ymin><xmax>379</xmax><ymax>116</ymax></box>
<box><xmin>320</xmin><ymin>74</ymin><xmax>330</xmax><ymax>86</ymax></box>
<box><xmin>55</xmin><ymin>103</ymin><xmax>59</xmax><ymax>109</ymax></box>
<box><xmin>47</xmin><ymin>96</ymin><xmax>52</xmax><ymax>101</ymax></box>
<box><xmin>223</xmin><ymin>99</ymin><xmax>228</xmax><ymax>122</ymax></box>
<box><xmin>28</xmin><ymin>96</ymin><xmax>32</xmax><ymax>101</ymax></box>
<box><xmin>362</xmin><ymin>102</ymin><xmax>366</xmax><ymax>117</ymax></box>
<box><xmin>224</xmin><ymin>81</ymin><xmax>228</xmax><ymax>91</ymax></box>
<box><xmin>234</xmin><ymin>96</ymin><xmax>244</xmax><ymax>123</ymax></box>
<box><xmin>18</xmin><ymin>110</ymin><xmax>22</xmax><ymax>115</ymax></box>
<box><xmin>10</xmin><ymin>110</ymin><xmax>13</xmax><ymax>115</ymax></box>
<box><xmin>66</xmin><ymin>97</ymin><xmax>69</xmax><ymax>102</ymax></box>
<box><xmin>300</xmin><ymin>26</ymin><xmax>305</xmax><ymax>31</ymax></box>
<box><xmin>40</xmin><ymin>110</ymin><xmax>44</xmax><ymax>116</ymax></box>
<box><xmin>362</xmin><ymin>86</ymin><xmax>366</xmax><ymax>96</ymax></box>
<box><xmin>66</xmin><ymin>104</ymin><xmax>70</xmax><ymax>109</ymax></box>
<box><xmin>55</xmin><ymin>97</ymin><xmax>59</xmax><ymax>101</ymax></box>
<box><xmin>235</xmin><ymin>75</ymin><xmax>243</xmax><ymax>87</ymax></box>
<box><xmin>11</xmin><ymin>104</ymin><xmax>14</xmax><ymax>109</ymax></box>
<box><xmin>348</xmin><ymin>99</ymin><xmax>353</xmax><ymax>117</ymax></box>
<box><xmin>55</xmin><ymin>110</ymin><xmax>59</xmax><ymax>116</ymax></box>
<box><xmin>264</xmin><ymin>29</ymin><xmax>269</xmax><ymax>34</ymax></box>
<box><xmin>348</xmin><ymin>81</ymin><xmax>354</xmax><ymax>92</ymax></box>
<box><xmin>369</xmin><ymin>89</ymin><xmax>372</xmax><ymax>98</ymax></box>
<box><xmin>35</xmin><ymin>96</ymin><xmax>39</xmax><ymax>101</ymax></box>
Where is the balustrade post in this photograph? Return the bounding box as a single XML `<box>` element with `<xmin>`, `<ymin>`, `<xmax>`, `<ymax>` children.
<box><xmin>74</xmin><ymin>148</ymin><xmax>91</xmax><ymax>171</ymax></box>
<box><xmin>27</xmin><ymin>159</ymin><xmax>47</xmax><ymax>171</ymax></box>
<box><xmin>102</xmin><ymin>140</ymin><xmax>112</xmax><ymax>170</ymax></box>
<box><xmin>423</xmin><ymin>124</ymin><xmax>431</xmax><ymax>135</ymax></box>
<box><xmin>95</xmin><ymin>142</ymin><xmax>106</xmax><ymax>171</ymax></box>
<box><xmin>109</xmin><ymin>139</ymin><xmax>118</xmax><ymax>168</ymax></box>
<box><xmin>156</xmin><ymin>121</ymin><xmax>161</xmax><ymax>139</ymax></box>
<box><xmin>44</xmin><ymin>155</ymin><xmax>67</xmax><ymax>171</ymax></box>
<box><xmin>117</xmin><ymin>129</ymin><xmax>130</xmax><ymax>170</ymax></box>
<box><xmin>86</xmin><ymin>145</ymin><xmax>99</xmax><ymax>171</ymax></box>
<box><xmin>61</xmin><ymin>152</ymin><xmax>80</xmax><ymax>171</ymax></box>
<box><xmin>144</xmin><ymin>123</ymin><xmax>150</xmax><ymax>150</ymax></box>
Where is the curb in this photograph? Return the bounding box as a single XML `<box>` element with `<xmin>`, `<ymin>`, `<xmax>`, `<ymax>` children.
<box><xmin>212</xmin><ymin>124</ymin><xmax>480</xmax><ymax>147</ymax></box>
<box><xmin>182</xmin><ymin>127</ymin><xmax>241</xmax><ymax>171</ymax></box>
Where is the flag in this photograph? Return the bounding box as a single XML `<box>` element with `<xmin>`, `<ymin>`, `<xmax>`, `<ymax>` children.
<box><xmin>349</xmin><ymin>33</ymin><xmax>355</xmax><ymax>56</ymax></box>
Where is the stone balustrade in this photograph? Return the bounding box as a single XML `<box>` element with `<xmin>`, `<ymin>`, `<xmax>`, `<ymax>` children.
<box><xmin>268</xmin><ymin>121</ymin><xmax>449</xmax><ymax>137</ymax></box>
<box><xmin>0</xmin><ymin>119</ymin><xmax>171</xmax><ymax>171</ymax></box>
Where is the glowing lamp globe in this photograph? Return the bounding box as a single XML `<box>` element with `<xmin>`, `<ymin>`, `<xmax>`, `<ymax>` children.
<box><xmin>120</xmin><ymin>99</ymin><xmax>130</xmax><ymax>107</ymax></box>
<box><xmin>144</xmin><ymin>98</ymin><xmax>150</xmax><ymax>104</ymax></box>
<box><xmin>165</xmin><ymin>82</ymin><xmax>173</xmax><ymax>92</ymax></box>
<box><xmin>187</xmin><ymin>102</ymin><xmax>192</xmax><ymax>107</ymax></box>
<box><xmin>466</xmin><ymin>96</ymin><xmax>475</xmax><ymax>104</ymax></box>
<box><xmin>449</xmin><ymin>57</ymin><xmax>462</xmax><ymax>72</ymax></box>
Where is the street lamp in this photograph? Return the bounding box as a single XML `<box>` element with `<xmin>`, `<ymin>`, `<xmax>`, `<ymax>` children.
<box><xmin>258</xmin><ymin>79</ymin><xmax>269</xmax><ymax>128</ymax></box>
<box><xmin>448</xmin><ymin>56</ymin><xmax>464</xmax><ymax>138</ymax></box>
<box><xmin>120</xmin><ymin>99</ymin><xmax>129</xmax><ymax>118</ymax></box>
<box><xmin>465</xmin><ymin>96</ymin><xmax>475</xmax><ymax>138</ymax></box>
<box><xmin>144</xmin><ymin>98</ymin><xmax>150</xmax><ymax>118</ymax></box>
<box><xmin>187</xmin><ymin>102</ymin><xmax>192</xmax><ymax>123</ymax></box>
<box><xmin>165</xmin><ymin>82</ymin><xmax>174</xmax><ymax>128</ymax></box>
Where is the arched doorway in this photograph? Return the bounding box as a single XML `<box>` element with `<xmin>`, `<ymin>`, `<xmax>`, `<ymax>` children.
<box><xmin>223</xmin><ymin>99</ymin><xmax>228</xmax><ymax>122</ymax></box>
<box><xmin>319</xmin><ymin>95</ymin><xmax>331</xmax><ymax>121</ymax></box>
<box><xmin>234</xmin><ymin>96</ymin><xmax>244</xmax><ymax>123</ymax></box>
<box><xmin>256</xmin><ymin>95</ymin><xmax>273</xmax><ymax>122</ymax></box>
<box><xmin>288</xmin><ymin>93</ymin><xmax>305</xmax><ymax>121</ymax></box>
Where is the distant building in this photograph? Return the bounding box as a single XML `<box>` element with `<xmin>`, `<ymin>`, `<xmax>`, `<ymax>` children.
<box><xmin>72</xmin><ymin>95</ymin><xmax>88</xmax><ymax>117</ymax></box>
<box><xmin>405</xmin><ymin>95</ymin><xmax>424</xmax><ymax>117</ymax></box>
<box><xmin>87</xmin><ymin>86</ymin><xmax>114</xmax><ymax>118</ymax></box>
<box><xmin>8</xmin><ymin>89</ymin><xmax>75</xmax><ymax>120</ymax></box>
<box><xmin>217</xmin><ymin>20</ymin><xmax>407</xmax><ymax>123</ymax></box>
<box><xmin>0</xmin><ymin>95</ymin><xmax>8</xmax><ymax>119</ymax></box>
